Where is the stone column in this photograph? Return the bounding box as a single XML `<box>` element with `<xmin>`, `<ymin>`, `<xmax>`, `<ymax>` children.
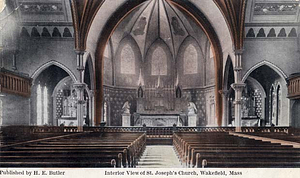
<box><xmin>75</xmin><ymin>50</ymin><xmax>85</xmax><ymax>132</ymax></box>
<box><xmin>231</xmin><ymin>83</ymin><xmax>245</xmax><ymax>132</ymax></box>
<box><xmin>231</xmin><ymin>50</ymin><xmax>245</xmax><ymax>132</ymax></box>
<box><xmin>89</xmin><ymin>90</ymin><xmax>95</xmax><ymax>126</ymax></box>
<box><xmin>219</xmin><ymin>90</ymin><xmax>230</xmax><ymax>126</ymax></box>
<box><xmin>73</xmin><ymin>83</ymin><xmax>86</xmax><ymax>132</ymax></box>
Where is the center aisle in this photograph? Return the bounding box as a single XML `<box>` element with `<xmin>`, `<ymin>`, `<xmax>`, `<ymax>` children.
<box><xmin>136</xmin><ymin>145</ymin><xmax>183</xmax><ymax>168</ymax></box>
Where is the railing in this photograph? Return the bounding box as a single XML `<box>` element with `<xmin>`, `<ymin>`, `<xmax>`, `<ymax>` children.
<box><xmin>84</xmin><ymin>126</ymin><xmax>145</xmax><ymax>133</ymax></box>
<box><xmin>0</xmin><ymin>126</ymin><xmax>295</xmax><ymax>135</ymax></box>
<box><xmin>287</xmin><ymin>73</ymin><xmax>300</xmax><ymax>99</ymax></box>
<box><xmin>240</xmin><ymin>126</ymin><xmax>290</xmax><ymax>134</ymax></box>
<box><xmin>0</xmin><ymin>68</ymin><xmax>32</xmax><ymax>97</ymax></box>
<box><xmin>176</xmin><ymin>127</ymin><xmax>236</xmax><ymax>132</ymax></box>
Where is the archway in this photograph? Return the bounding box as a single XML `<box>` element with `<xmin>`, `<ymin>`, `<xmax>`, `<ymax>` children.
<box><xmin>242</xmin><ymin>65</ymin><xmax>288</xmax><ymax>126</ymax></box>
<box><xmin>31</xmin><ymin>65</ymin><xmax>70</xmax><ymax>125</ymax></box>
<box><xmin>85</xmin><ymin>0</ymin><xmax>233</xmax><ymax>126</ymax></box>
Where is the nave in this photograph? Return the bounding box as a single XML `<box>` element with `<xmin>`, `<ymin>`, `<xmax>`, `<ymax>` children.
<box><xmin>0</xmin><ymin>126</ymin><xmax>300</xmax><ymax>168</ymax></box>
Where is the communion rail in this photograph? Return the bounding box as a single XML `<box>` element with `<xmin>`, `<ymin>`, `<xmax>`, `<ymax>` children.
<box><xmin>0</xmin><ymin>126</ymin><xmax>295</xmax><ymax>135</ymax></box>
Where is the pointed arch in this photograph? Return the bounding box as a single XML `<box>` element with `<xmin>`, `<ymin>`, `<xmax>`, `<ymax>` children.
<box><xmin>90</xmin><ymin>0</ymin><xmax>227</xmax><ymax>126</ymax></box>
<box><xmin>31</xmin><ymin>61</ymin><xmax>77</xmax><ymax>82</ymax></box>
<box><xmin>242</xmin><ymin>61</ymin><xmax>288</xmax><ymax>83</ymax></box>
<box><xmin>84</xmin><ymin>54</ymin><xmax>95</xmax><ymax>90</ymax></box>
<box><xmin>145</xmin><ymin>38</ymin><xmax>173</xmax><ymax>77</ymax></box>
<box><xmin>223</xmin><ymin>55</ymin><xmax>234</xmax><ymax>90</ymax></box>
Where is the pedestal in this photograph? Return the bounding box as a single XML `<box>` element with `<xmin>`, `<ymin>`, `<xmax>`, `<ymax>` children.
<box><xmin>122</xmin><ymin>113</ymin><xmax>131</xmax><ymax>126</ymax></box>
<box><xmin>188</xmin><ymin>114</ymin><xmax>197</xmax><ymax>127</ymax></box>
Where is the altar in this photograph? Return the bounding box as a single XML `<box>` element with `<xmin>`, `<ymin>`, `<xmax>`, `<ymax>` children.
<box><xmin>134</xmin><ymin>114</ymin><xmax>183</xmax><ymax>127</ymax></box>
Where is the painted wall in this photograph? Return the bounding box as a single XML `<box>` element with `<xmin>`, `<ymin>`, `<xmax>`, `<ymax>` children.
<box><xmin>103</xmin><ymin>86</ymin><xmax>137</xmax><ymax>126</ymax></box>
<box><xmin>1</xmin><ymin>94</ymin><xmax>30</xmax><ymax>126</ymax></box>
<box><xmin>3</xmin><ymin>38</ymin><xmax>78</xmax><ymax>80</ymax></box>
<box><xmin>243</xmin><ymin>39</ymin><xmax>299</xmax><ymax>78</ymax></box>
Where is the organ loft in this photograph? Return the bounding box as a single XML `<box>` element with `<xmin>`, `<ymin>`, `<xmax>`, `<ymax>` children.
<box><xmin>0</xmin><ymin>0</ymin><xmax>300</xmax><ymax>170</ymax></box>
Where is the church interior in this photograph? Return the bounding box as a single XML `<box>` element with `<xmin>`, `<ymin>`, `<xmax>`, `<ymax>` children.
<box><xmin>0</xmin><ymin>0</ymin><xmax>300</xmax><ymax>168</ymax></box>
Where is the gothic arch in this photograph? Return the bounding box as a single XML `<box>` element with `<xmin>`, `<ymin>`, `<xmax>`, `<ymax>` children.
<box><xmin>84</xmin><ymin>54</ymin><xmax>96</xmax><ymax>90</ymax></box>
<box><xmin>223</xmin><ymin>55</ymin><xmax>234</xmax><ymax>90</ymax></box>
<box><xmin>88</xmin><ymin>0</ymin><xmax>228</xmax><ymax>126</ymax></box>
<box><xmin>31</xmin><ymin>61</ymin><xmax>77</xmax><ymax>82</ymax></box>
<box><xmin>242</xmin><ymin>61</ymin><xmax>288</xmax><ymax>83</ymax></box>
<box><xmin>145</xmin><ymin>39</ymin><xmax>173</xmax><ymax>77</ymax></box>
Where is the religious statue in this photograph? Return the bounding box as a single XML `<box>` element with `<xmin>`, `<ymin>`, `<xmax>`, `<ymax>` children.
<box><xmin>122</xmin><ymin>101</ymin><xmax>131</xmax><ymax>114</ymax></box>
<box><xmin>187</xmin><ymin>102</ymin><xmax>197</xmax><ymax>114</ymax></box>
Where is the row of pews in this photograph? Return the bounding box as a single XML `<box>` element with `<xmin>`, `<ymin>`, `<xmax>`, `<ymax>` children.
<box><xmin>173</xmin><ymin>132</ymin><xmax>300</xmax><ymax>168</ymax></box>
<box><xmin>245</xmin><ymin>132</ymin><xmax>300</xmax><ymax>143</ymax></box>
<box><xmin>0</xmin><ymin>132</ymin><xmax>146</xmax><ymax>168</ymax></box>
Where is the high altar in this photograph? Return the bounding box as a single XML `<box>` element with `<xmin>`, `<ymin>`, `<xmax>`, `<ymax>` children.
<box><xmin>133</xmin><ymin>76</ymin><xmax>187</xmax><ymax>126</ymax></box>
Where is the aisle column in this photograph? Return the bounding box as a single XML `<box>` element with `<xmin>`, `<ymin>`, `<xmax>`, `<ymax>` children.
<box><xmin>231</xmin><ymin>50</ymin><xmax>245</xmax><ymax>132</ymax></box>
<box><xmin>219</xmin><ymin>90</ymin><xmax>230</xmax><ymax>126</ymax></box>
<box><xmin>74</xmin><ymin>50</ymin><xmax>86</xmax><ymax>132</ymax></box>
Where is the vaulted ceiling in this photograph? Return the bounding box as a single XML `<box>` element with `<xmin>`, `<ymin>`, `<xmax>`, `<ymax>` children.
<box><xmin>111</xmin><ymin>0</ymin><xmax>205</xmax><ymax>59</ymax></box>
<box><xmin>69</xmin><ymin>0</ymin><xmax>247</xmax><ymax>52</ymax></box>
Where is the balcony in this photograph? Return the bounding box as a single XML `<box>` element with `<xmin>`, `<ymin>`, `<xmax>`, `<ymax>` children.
<box><xmin>0</xmin><ymin>68</ymin><xmax>32</xmax><ymax>97</ymax></box>
<box><xmin>287</xmin><ymin>73</ymin><xmax>300</xmax><ymax>99</ymax></box>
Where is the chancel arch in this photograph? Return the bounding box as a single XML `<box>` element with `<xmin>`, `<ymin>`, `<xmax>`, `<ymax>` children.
<box><xmin>86</xmin><ymin>0</ymin><xmax>231</xmax><ymax>126</ymax></box>
<box><xmin>97</xmin><ymin>0</ymin><xmax>223</xmax><ymax>127</ymax></box>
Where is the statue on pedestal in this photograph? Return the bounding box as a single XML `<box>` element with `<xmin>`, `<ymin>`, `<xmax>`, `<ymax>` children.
<box><xmin>187</xmin><ymin>102</ymin><xmax>197</xmax><ymax>114</ymax></box>
<box><xmin>122</xmin><ymin>101</ymin><xmax>131</xmax><ymax>114</ymax></box>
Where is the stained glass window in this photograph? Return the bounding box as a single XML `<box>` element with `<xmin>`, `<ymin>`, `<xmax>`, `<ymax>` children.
<box><xmin>151</xmin><ymin>46</ymin><xmax>167</xmax><ymax>75</ymax></box>
<box><xmin>184</xmin><ymin>44</ymin><xmax>198</xmax><ymax>74</ymax></box>
<box><xmin>121</xmin><ymin>44</ymin><xmax>135</xmax><ymax>74</ymax></box>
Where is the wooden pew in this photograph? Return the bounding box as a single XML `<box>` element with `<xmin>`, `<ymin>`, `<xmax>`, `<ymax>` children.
<box><xmin>173</xmin><ymin>132</ymin><xmax>300</xmax><ymax>168</ymax></box>
<box><xmin>0</xmin><ymin>131</ymin><xmax>146</xmax><ymax>168</ymax></box>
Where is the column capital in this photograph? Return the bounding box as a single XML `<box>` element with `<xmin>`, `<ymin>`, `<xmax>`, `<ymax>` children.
<box><xmin>74</xmin><ymin>50</ymin><xmax>85</xmax><ymax>55</ymax></box>
<box><xmin>90</xmin><ymin>90</ymin><xmax>96</xmax><ymax>98</ymax></box>
<box><xmin>231</xmin><ymin>83</ymin><xmax>246</xmax><ymax>91</ymax></box>
<box><xmin>73</xmin><ymin>82</ymin><xmax>87</xmax><ymax>90</ymax></box>
<box><xmin>233</xmin><ymin>100</ymin><xmax>243</xmax><ymax>105</ymax></box>
<box><xmin>218</xmin><ymin>89</ymin><xmax>230</xmax><ymax>97</ymax></box>
<box><xmin>234</xmin><ymin>49</ymin><xmax>244</xmax><ymax>55</ymax></box>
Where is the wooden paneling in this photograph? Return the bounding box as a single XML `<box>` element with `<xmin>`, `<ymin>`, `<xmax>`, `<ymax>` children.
<box><xmin>0</xmin><ymin>69</ymin><xmax>32</xmax><ymax>97</ymax></box>
<box><xmin>288</xmin><ymin>74</ymin><xmax>300</xmax><ymax>99</ymax></box>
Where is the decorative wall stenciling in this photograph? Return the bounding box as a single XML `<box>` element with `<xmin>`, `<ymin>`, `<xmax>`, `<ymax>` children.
<box><xmin>121</xmin><ymin>44</ymin><xmax>136</xmax><ymax>74</ymax></box>
<box><xmin>171</xmin><ymin>17</ymin><xmax>185</xmax><ymax>36</ymax></box>
<box><xmin>20</xmin><ymin>2</ymin><xmax>64</xmax><ymax>14</ymax></box>
<box><xmin>254</xmin><ymin>3</ymin><xmax>298</xmax><ymax>15</ymax></box>
<box><xmin>133</xmin><ymin>17</ymin><xmax>147</xmax><ymax>36</ymax></box>
<box><xmin>184</xmin><ymin>44</ymin><xmax>198</xmax><ymax>75</ymax></box>
<box><xmin>103</xmin><ymin>86</ymin><xmax>137</xmax><ymax>126</ymax></box>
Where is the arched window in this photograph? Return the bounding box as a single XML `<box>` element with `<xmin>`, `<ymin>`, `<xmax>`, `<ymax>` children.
<box><xmin>276</xmin><ymin>85</ymin><xmax>281</xmax><ymax>125</ymax></box>
<box><xmin>36</xmin><ymin>84</ymin><xmax>48</xmax><ymax>125</ymax></box>
<box><xmin>121</xmin><ymin>44</ymin><xmax>135</xmax><ymax>74</ymax></box>
<box><xmin>269</xmin><ymin>86</ymin><xmax>276</xmax><ymax>125</ymax></box>
<box><xmin>184</xmin><ymin>44</ymin><xmax>198</xmax><ymax>74</ymax></box>
<box><xmin>151</xmin><ymin>46</ymin><xmax>167</xmax><ymax>75</ymax></box>
<box><xmin>37</xmin><ymin>84</ymin><xmax>42</xmax><ymax>125</ymax></box>
<box><xmin>43</xmin><ymin>86</ymin><xmax>48</xmax><ymax>125</ymax></box>
<box><xmin>103</xmin><ymin>102</ymin><xmax>108</xmax><ymax>123</ymax></box>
